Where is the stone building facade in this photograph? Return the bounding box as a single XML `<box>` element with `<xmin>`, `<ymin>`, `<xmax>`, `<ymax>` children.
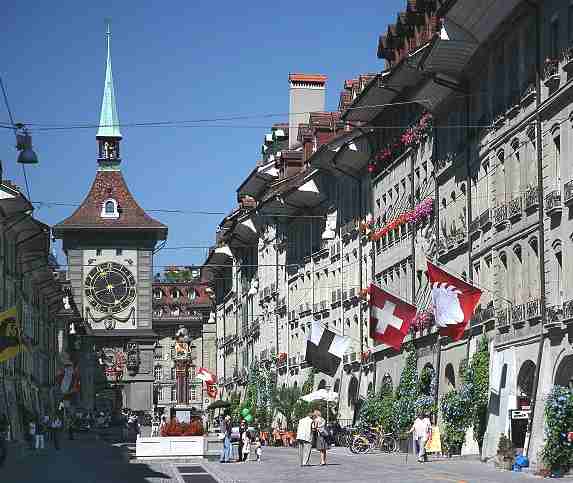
<box><xmin>203</xmin><ymin>0</ymin><xmax>573</xmax><ymax>466</ymax></box>
<box><xmin>152</xmin><ymin>267</ymin><xmax>216</xmax><ymax>413</ymax></box>
<box><xmin>0</xmin><ymin>171</ymin><xmax>80</xmax><ymax>440</ymax></box>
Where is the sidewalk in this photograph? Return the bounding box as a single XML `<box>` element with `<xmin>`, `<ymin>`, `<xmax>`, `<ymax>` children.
<box><xmin>0</xmin><ymin>433</ymin><xmax>178</xmax><ymax>483</ymax></box>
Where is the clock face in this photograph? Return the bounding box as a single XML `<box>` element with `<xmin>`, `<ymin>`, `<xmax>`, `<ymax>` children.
<box><xmin>85</xmin><ymin>262</ymin><xmax>136</xmax><ymax>314</ymax></box>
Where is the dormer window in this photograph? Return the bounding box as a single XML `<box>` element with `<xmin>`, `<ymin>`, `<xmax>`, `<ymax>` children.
<box><xmin>101</xmin><ymin>198</ymin><xmax>119</xmax><ymax>219</ymax></box>
<box><xmin>153</xmin><ymin>289</ymin><xmax>163</xmax><ymax>300</ymax></box>
<box><xmin>171</xmin><ymin>288</ymin><xmax>181</xmax><ymax>299</ymax></box>
<box><xmin>188</xmin><ymin>289</ymin><xmax>197</xmax><ymax>301</ymax></box>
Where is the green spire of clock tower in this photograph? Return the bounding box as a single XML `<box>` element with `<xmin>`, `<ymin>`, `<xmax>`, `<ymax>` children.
<box><xmin>96</xmin><ymin>21</ymin><xmax>122</xmax><ymax>140</ymax></box>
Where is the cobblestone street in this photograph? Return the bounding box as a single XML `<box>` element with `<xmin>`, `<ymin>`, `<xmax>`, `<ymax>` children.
<box><xmin>1</xmin><ymin>436</ymin><xmax>545</xmax><ymax>483</ymax></box>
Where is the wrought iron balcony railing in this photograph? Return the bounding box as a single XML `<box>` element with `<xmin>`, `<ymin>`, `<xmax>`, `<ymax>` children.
<box><xmin>494</xmin><ymin>203</ymin><xmax>508</xmax><ymax>226</ymax></box>
<box><xmin>546</xmin><ymin>190</ymin><xmax>562</xmax><ymax>215</ymax></box>
<box><xmin>564</xmin><ymin>181</ymin><xmax>573</xmax><ymax>205</ymax></box>
<box><xmin>526</xmin><ymin>299</ymin><xmax>541</xmax><ymax>321</ymax></box>
<box><xmin>524</xmin><ymin>186</ymin><xmax>538</xmax><ymax>210</ymax></box>
<box><xmin>496</xmin><ymin>308</ymin><xmax>509</xmax><ymax>329</ymax></box>
<box><xmin>508</xmin><ymin>197</ymin><xmax>522</xmax><ymax>219</ymax></box>
<box><xmin>511</xmin><ymin>304</ymin><xmax>525</xmax><ymax>324</ymax></box>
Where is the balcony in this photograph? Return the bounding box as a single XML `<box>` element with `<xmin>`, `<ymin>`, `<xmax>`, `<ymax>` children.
<box><xmin>524</xmin><ymin>186</ymin><xmax>538</xmax><ymax>211</ymax></box>
<box><xmin>510</xmin><ymin>304</ymin><xmax>525</xmax><ymax>326</ymax></box>
<box><xmin>508</xmin><ymin>197</ymin><xmax>522</xmax><ymax>220</ymax></box>
<box><xmin>546</xmin><ymin>190</ymin><xmax>562</xmax><ymax>215</ymax></box>
<box><xmin>562</xmin><ymin>46</ymin><xmax>573</xmax><ymax>75</ymax></box>
<box><xmin>434</xmin><ymin>152</ymin><xmax>455</xmax><ymax>177</ymax></box>
<box><xmin>564</xmin><ymin>181</ymin><xmax>573</xmax><ymax>206</ymax></box>
<box><xmin>521</xmin><ymin>83</ymin><xmax>536</xmax><ymax>106</ymax></box>
<box><xmin>543</xmin><ymin>58</ymin><xmax>560</xmax><ymax>89</ymax></box>
<box><xmin>496</xmin><ymin>308</ymin><xmax>509</xmax><ymax>331</ymax></box>
<box><xmin>479</xmin><ymin>209</ymin><xmax>491</xmax><ymax>230</ymax></box>
<box><xmin>526</xmin><ymin>299</ymin><xmax>541</xmax><ymax>322</ymax></box>
<box><xmin>494</xmin><ymin>204</ymin><xmax>508</xmax><ymax>227</ymax></box>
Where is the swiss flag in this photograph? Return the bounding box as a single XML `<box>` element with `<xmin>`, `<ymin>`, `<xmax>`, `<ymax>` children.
<box><xmin>369</xmin><ymin>284</ymin><xmax>416</xmax><ymax>351</ymax></box>
<box><xmin>427</xmin><ymin>261</ymin><xmax>482</xmax><ymax>341</ymax></box>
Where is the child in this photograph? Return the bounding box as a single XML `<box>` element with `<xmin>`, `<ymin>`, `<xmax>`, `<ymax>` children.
<box><xmin>254</xmin><ymin>436</ymin><xmax>262</xmax><ymax>463</ymax></box>
<box><xmin>241</xmin><ymin>429</ymin><xmax>251</xmax><ymax>462</ymax></box>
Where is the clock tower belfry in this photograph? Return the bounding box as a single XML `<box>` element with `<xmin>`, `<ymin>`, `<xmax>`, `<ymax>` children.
<box><xmin>53</xmin><ymin>23</ymin><xmax>167</xmax><ymax>413</ymax></box>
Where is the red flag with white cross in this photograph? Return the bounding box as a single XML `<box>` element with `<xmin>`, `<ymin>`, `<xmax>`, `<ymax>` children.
<box><xmin>427</xmin><ymin>261</ymin><xmax>482</xmax><ymax>341</ymax></box>
<box><xmin>369</xmin><ymin>284</ymin><xmax>416</xmax><ymax>350</ymax></box>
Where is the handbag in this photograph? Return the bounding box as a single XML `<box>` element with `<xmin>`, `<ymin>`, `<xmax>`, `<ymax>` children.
<box><xmin>319</xmin><ymin>426</ymin><xmax>330</xmax><ymax>438</ymax></box>
<box><xmin>218</xmin><ymin>432</ymin><xmax>225</xmax><ymax>440</ymax></box>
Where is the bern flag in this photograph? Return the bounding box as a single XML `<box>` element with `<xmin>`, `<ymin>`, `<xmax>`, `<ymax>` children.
<box><xmin>427</xmin><ymin>261</ymin><xmax>482</xmax><ymax>341</ymax></box>
<box><xmin>305</xmin><ymin>321</ymin><xmax>350</xmax><ymax>377</ymax></box>
<box><xmin>369</xmin><ymin>284</ymin><xmax>416</xmax><ymax>351</ymax></box>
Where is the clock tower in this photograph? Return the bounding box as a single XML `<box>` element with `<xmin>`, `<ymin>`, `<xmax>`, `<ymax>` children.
<box><xmin>53</xmin><ymin>24</ymin><xmax>167</xmax><ymax>412</ymax></box>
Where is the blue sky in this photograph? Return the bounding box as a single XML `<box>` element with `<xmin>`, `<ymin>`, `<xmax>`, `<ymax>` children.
<box><xmin>1</xmin><ymin>0</ymin><xmax>402</xmax><ymax>269</ymax></box>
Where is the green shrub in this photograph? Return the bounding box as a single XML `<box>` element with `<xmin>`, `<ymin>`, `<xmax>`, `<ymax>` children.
<box><xmin>541</xmin><ymin>386</ymin><xmax>573</xmax><ymax>471</ymax></box>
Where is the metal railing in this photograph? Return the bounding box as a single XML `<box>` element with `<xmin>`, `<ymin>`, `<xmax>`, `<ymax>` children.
<box><xmin>526</xmin><ymin>299</ymin><xmax>541</xmax><ymax>320</ymax></box>
<box><xmin>511</xmin><ymin>304</ymin><xmax>525</xmax><ymax>324</ymax></box>
<box><xmin>494</xmin><ymin>203</ymin><xmax>507</xmax><ymax>226</ymax></box>
<box><xmin>496</xmin><ymin>308</ymin><xmax>509</xmax><ymax>329</ymax></box>
<box><xmin>546</xmin><ymin>190</ymin><xmax>562</xmax><ymax>214</ymax></box>
<box><xmin>564</xmin><ymin>181</ymin><xmax>573</xmax><ymax>205</ymax></box>
<box><xmin>508</xmin><ymin>197</ymin><xmax>522</xmax><ymax>219</ymax></box>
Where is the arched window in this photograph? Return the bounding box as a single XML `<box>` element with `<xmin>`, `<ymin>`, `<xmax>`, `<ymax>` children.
<box><xmin>153</xmin><ymin>289</ymin><xmax>163</xmax><ymax>300</ymax></box>
<box><xmin>333</xmin><ymin>378</ymin><xmax>340</xmax><ymax>393</ymax></box>
<box><xmin>188</xmin><ymin>289</ymin><xmax>197</xmax><ymax>300</ymax></box>
<box><xmin>101</xmin><ymin>198</ymin><xmax>119</xmax><ymax>219</ymax></box>
<box><xmin>318</xmin><ymin>379</ymin><xmax>327</xmax><ymax>390</ymax></box>
<box><xmin>555</xmin><ymin>355</ymin><xmax>573</xmax><ymax>388</ymax></box>
<box><xmin>347</xmin><ymin>376</ymin><xmax>359</xmax><ymax>406</ymax></box>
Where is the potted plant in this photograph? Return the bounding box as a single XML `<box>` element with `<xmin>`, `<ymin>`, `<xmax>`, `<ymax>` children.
<box><xmin>495</xmin><ymin>433</ymin><xmax>514</xmax><ymax>470</ymax></box>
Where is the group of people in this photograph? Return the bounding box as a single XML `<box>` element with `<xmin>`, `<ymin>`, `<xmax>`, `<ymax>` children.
<box><xmin>219</xmin><ymin>415</ymin><xmax>262</xmax><ymax>463</ymax></box>
<box><xmin>296</xmin><ymin>409</ymin><xmax>329</xmax><ymax>466</ymax></box>
<box><xmin>27</xmin><ymin>413</ymin><xmax>64</xmax><ymax>451</ymax></box>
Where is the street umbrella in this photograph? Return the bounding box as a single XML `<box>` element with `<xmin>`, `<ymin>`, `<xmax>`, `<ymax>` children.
<box><xmin>207</xmin><ymin>400</ymin><xmax>231</xmax><ymax>411</ymax></box>
<box><xmin>300</xmin><ymin>389</ymin><xmax>339</xmax><ymax>403</ymax></box>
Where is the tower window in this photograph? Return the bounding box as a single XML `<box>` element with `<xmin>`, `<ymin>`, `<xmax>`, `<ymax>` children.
<box><xmin>101</xmin><ymin>198</ymin><xmax>119</xmax><ymax>219</ymax></box>
<box><xmin>116</xmin><ymin>249</ymin><xmax>123</xmax><ymax>256</ymax></box>
<box><xmin>96</xmin><ymin>249</ymin><xmax>102</xmax><ymax>256</ymax></box>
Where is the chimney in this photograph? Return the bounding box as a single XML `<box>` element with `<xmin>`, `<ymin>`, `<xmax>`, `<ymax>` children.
<box><xmin>288</xmin><ymin>73</ymin><xmax>327</xmax><ymax>149</ymax></box>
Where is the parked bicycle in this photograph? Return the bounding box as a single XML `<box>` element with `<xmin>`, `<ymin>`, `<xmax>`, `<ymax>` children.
<box><xmin>350</xmin><ymin>426</ymin><xmax>397</xmax><ymax>454</ymax></box>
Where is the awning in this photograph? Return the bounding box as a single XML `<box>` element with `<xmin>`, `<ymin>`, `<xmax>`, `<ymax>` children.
<box><xmin>446</xmin><ymin>0</ymin><xmax>523</xmax><ymax>44</ymax></box>
<box><xmin>0</xmin><ymin>182</ymin><xmax>32</xmax><ymax>219</ymax></box>
<box><xmin>420</xmin><ymin>21</ymin><xmax>479</xmax><ymax>78</ymax></box>
<box><xmin>343</xmin><ymin>72</ymin><xmax>396</xmax><ymax>124</ymax></box>
<box><xmin>236</xmin><ymin>160</ymin><xmax>279</xmax><ymax>199</ymax></box>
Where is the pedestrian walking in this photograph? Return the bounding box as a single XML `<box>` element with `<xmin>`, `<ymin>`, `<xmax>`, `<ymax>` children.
<box><xmin>67</xmin><ymin>414</ymin><xmax>75</xmax><ymax>440</ymax></box>
<box><xmin>312</xmin><ymin>409</ymin><xmax>329</xmax><ymax>466</ymax></box>
<box><xmin>28</xmin><ymin>418</ymin><xmax>37</xmax><ymax>450</ymax></box>
<box><xmin>0</xmin><ymin>412</ymin><xmax>8</xmax><ymax>468</ymax></box>
<box><xmin>35</xmin><ymin>417</ymin><xmax>45</xmax><ymax>450</ymax></box>
<box><xmin>409</xmin><ymin>413</ymin><xmax>432</xmax><ymax>463</ymax></box>
<box><xmin>51</xmin><ymin>414</ymin><xmax>63</xmax><ymax>450</ymax></box>
<box><xmin>241</xmin><ymin>429</ymin><xmax>251</xmax><ymax>462</ymax></box>
<box><xmin>238</xmin><ymin>420</ymin><xmax>247</xmax><ymax>462</ymax></box>
<box><xmin>253</xmin><ymin>436</ymin><xmax>262</xmax><ymax>462</ymax></box>
<box><xmin>219</xmin><ymin>414</ymin><xmax>232</xmax><ymax>463</ymax></box>
<box><xmin>296</xmin><ymin>411</ymin><xmax>314</xmax><ymax>466</ymax></box>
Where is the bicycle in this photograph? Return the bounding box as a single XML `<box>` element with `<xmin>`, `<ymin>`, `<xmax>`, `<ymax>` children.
<box><xmin>350</xmin><ymin>426</ymin><xmax>397</xmax><ymax>454</ymax></box>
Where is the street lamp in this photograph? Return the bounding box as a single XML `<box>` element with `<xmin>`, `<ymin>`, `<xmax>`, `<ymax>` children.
<box><xmin>15</xmin><ymin>125</ymin><xmax>38</xmax><ymax>165</ymax></box>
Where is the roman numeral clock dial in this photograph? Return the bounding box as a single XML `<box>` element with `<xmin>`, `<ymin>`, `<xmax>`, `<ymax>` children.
<box><xmin>85</xmin><ymin>262</ymin><xmax>136</xmax><ymax>314</ymax></box>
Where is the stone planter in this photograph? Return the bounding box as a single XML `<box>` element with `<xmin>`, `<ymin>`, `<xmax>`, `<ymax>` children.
<box><xmin>136</xmin><ymin>435</ymin><xmax>216</xmax><ymax>459</ymax></box>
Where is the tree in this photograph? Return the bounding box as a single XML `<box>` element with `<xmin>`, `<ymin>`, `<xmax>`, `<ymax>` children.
<box><xmin>272</xmin><ymin>386</ymin><xmax>305</xmax><ymax>431</ymax></box>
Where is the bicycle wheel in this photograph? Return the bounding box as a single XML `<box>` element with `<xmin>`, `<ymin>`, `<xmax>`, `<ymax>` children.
<box><xmin>350</xmin><ymin>434</ymin><xmax>370</xmax><ymax>454</ymax></box>
<box><xmin>381</xmin><ymin>435</ymin><xmax>397</xmax><ymax>453</ymax></box>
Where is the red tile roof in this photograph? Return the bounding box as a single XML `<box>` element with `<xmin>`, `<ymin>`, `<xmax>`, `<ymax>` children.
<box><xmin>54</xmin><ymin>170</ymin><xmax>167</xmax><ymax>236</ymax></box>
<box><xmin>288</xmin><ymin>73</ymin><xmax>327</xmax><ymax>84</ymax></box>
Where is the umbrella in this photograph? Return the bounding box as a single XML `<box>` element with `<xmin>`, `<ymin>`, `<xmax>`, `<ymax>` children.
<box><xmin>207</xmin><ymin>400</ymin><xmax>231</xmax><ymax>411</ymax></box>
<box><xmin>300</xmin><ymin>389</ymin><xmax>339</xmax><ymax>403</ymax></box>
